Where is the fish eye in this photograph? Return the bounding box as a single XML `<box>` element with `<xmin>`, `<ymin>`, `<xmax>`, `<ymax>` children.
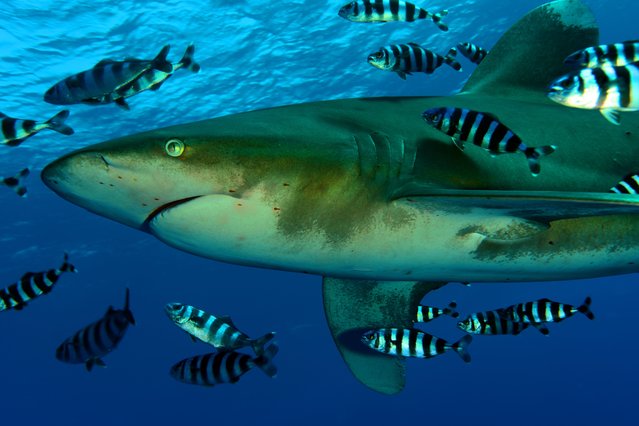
<box><xmin>165</xmin><ymin>139</ymin><xmax>185</xmax><ymax>157</ymax></box>
<box><xmin>375</xmin><ymin>52</ymin><xmax>383</xmax><ymax>59</ymax></box>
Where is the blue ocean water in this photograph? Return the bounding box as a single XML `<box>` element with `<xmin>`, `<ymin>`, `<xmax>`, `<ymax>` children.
<box><xmin>1</xmin><ymin>0</ymin><xmax>638</xmax><ymax>424</ymax></box>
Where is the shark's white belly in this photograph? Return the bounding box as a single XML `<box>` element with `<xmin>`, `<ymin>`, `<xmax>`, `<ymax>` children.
<box><xmin>148</xmin><ymin>190</ymin><xmax>639</xmax><ymax>282</ymax></box>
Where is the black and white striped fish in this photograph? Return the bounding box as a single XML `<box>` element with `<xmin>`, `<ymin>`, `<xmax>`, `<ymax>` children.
<box><xmin>504</xmin><ymin>297</ymin><xmax>594</xmax><ymax>326</ymax></box>
<box><xmin>415</xmin><ymin>301</ymin><xmax>458</xmax><ymax>323</ymax></box>
<box><xmin>610</xmin><ymin>173</ymin><xmax>639</xmax><ymax>194</ymax></box>
<box><xmin>164</xmin><ymin>303</ymin><xmax>275</xmax><ymax>356</ymax></box>
<box><xmin>361</xmin><ymin>328</ymin><xmax>472</xmax><ymax>363</ymax></box>
<box><xmin>455</xmin><ymin>42</ymin><xmax>489</xmax><ymax>65</ymax></box>
<box><xmin>338</xmin><ymin>0</ymin><xmax>449</xmax><ymax>31</ymax></box>
<box><xmin>169</xmin><ymin>343</ymin><xmax>279</xmax><ymax>387</ymax></box>
<box><xmin>457</xmin><ymin>310</ymin><xmax>534</xmax><ymax>335</ymax></box>
<box><xmin>56</xmin><ymin>288</ymin><xmax>135</xmax><ymax>371</ymax></box>
<box><xmin>564</xmin><ymin>40</ymin><xmax>639</xmax><ymax>68</ymax></box>
<box><xmin>84</xmin><ymin>44</ymin><xmax>201</xmax><ymax>110</ymax></box>
<box><xmin>367</xmin><ymin>43</ymin><xmax>461</xmax><ymax>80</ymax></box>
<box><xmin>0</xmin><ymin>110</ymin><xmax>74</xmax><ymax>147</ymax></box>
<box><xmin>422</xmin><ymin>106</ymin><xmax>556</xmax><ymax>176</ymax></box>
<box><xmin>44</xmin><ymin>45</ymin><xmax>172</xmax><ymax>106</ymax></box>
<box><xmin>0</xmin><ymin>253</ymin><xmax>76</xmax><ymax>312</ymax></box>
<box><xmin>547</xmin><ymin>62</ymin><xmax>639</xmax><ymax>125</ymax></box>
<box><xmin>1</xmin><ymin>168</ymin><xmax>29</xmax><ymax>197</ymax></box>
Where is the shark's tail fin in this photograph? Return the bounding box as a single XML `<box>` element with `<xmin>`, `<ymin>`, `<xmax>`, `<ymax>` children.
<box><xmin>2</xmin><ymin>168</ymin><xmax>30</xmax><ymax>197</ymax></box>
<box><xmin>451</xmin><ymin>334</ymin><xmax>472</xmax><ymax>363</ymax></box>
<box><xmin>524</xmin><ymin>145</ymin><xmax>556</xmax><ymax>176</ymax></box>
<box><xmin>179</xmin><ymin>44</ymin><xmax>200</xmax><ymax>73</ymax></box>
<box><xmin>577</xmin><ymin>296</ymin><xmax>595</xmax><ymax>320</ymax></box>
<box><xmin>443</xmin><ymin>47</ymin><xmax>462</xmax><ymax>72</ymax></box>
<box><xmin>254</xmin><ymin>342</ymin><xmax>279</xmax><ymax>378</ymax></box>
<box><xmin>251</xmin><ymin>332</ymin><xmax>276</xmax><ymax>357</ymax></box>
<box><xmin>431</xmin><ymin>9</ymin><xmax>449</xmax><ymax>32</ymax></box>
<box><xmin>45</xmin><ymin>110</ymin><xmax>74</xmax><ymax>135</ymax></box>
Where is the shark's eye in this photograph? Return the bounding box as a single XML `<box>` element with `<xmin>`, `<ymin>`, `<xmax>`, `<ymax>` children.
<box><xmin>165</xmin><ymin>139</ymin><xmax>185</xmax><ymax>157</ymax></box>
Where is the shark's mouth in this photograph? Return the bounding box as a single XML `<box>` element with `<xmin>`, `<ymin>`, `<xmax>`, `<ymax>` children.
<box><xmin>142</xmin><ymin>195</ymin><xmax>202</xmax><ymax>230</ymax></box>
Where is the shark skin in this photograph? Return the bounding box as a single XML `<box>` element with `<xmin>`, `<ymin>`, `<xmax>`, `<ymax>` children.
<box><xmin>41</xmin><ymin>0</ymin><xmax>639</xmax><ymax>394</ymax></box>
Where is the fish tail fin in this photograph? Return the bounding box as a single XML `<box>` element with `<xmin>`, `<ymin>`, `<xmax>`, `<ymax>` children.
<box><xmin>251</xmin><ymin>331</ymin><xmax>276</xmax><ymax>357</ymax></box>
<box><xmin>443</xmin><ymin>47</ymin><xmax>462</xmax><ymax>71</ymax></box>
<box><xmin>524</xmin><ymin>145</ymin><xmax>556</xmax><ymax>176</ymax></box>
<box><xmin>451</xmin><ymin>334</ymin><xmax>472</xmax><ymax>363</ymax></box>
<box><xmin>45</xmin><ymin>110</ymin><xmax>74</xmax><ymax>135</ymax></box>
<box><xmin>152</xmin><ymin>44</ymin><xmax>173</xmax><ymax>73</ymax></box>
<box><xmin>254</xmin><ymin>342</ymin><xmax>279</xmax><ymax>378</ymax></box>
<box><xmin>431</xmin><ymin>9</ymin><xmax>449</xmax><ymax>31</ymax></box>
<box><xmin>443</xmin><ymin>300</ymin><xmax>459</xmax><ymax>319</ymax></box>
<box><xmin>179</xmin><ymin>43</ymin><xmax>201</xmax><ymax>73</ymax></box>
<box><xmin>5</xmin><ymin>168</ymin><xmax>30</xmax><ymax>197</ymax></box>
<box><xmin>123</xmin><ymin>288</ymin><xmax>135</xmax><ymax>325</ymax></box>
<box><xmin>578</xmin><ymin>296</ymin><xmax>595</xmax><ymax>320</ymax></box>
<box><xmin>60</xmin><ymin>252</ymin><xmax>77</xmax><ymax>273</ymax></box>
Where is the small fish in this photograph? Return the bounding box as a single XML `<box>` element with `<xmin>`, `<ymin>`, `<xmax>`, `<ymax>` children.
<box><xmin>84</xmin><ymin>44</ymin><xmax>201</xmax><ymax>110</ymax></box>
<box><xmin>504</xmin><ymin>297</ymin><xmax>594</xmax><ymax>326</ymax></box>
<box><xmin>361</xmin><ymin>327</ymin><xmax>472</xmax><ymax>363</ymax></box>
<box><xmin>169</xmin><ymin>343</ymin><xmax>279</xmax><ymax>387</ymax></box>
<box><xmin>338</xmin><ymin>0</ymin><xmax>449</xmax><ymax>31</ymax></box>
<box><xmin>0</xmin><ymin>253</ymin><xmax>76</xmax><ymax>312</ymax></box>
<box><xmin>367</xmin><ymin>43</ymin><xmax>461</xmax><ymax>80</ymax></box>
<box><xmin>415</xmin><ymin>301</ymin><xmax>459</xmax><ymax>323</ymax></box>
<box><xmin>547</xmin><ymin>62</ymin><xmax>639</xmax><ymax>125</ymax></box>
<box><xmin>457</xmin><ymin>310</ymin><xmax>534</xmax><ymax>335</ymax></box>
<box><xmin>1</xmin><ymin>168</ymin><xmax>29</xmax><ymax>197</ymax></box>
<box><xmin>0</xmin><ymin>110</ymin><xmax>74</xmax><ymax>147</ymax></box>
<box><xmin>455</xmin><ymin>42</ymin><xmax>489</xmax><ymax>65</ymax></box>
<box><xmin>56</xmin><ymin>288</ymin><xmax>135</xmax><ymax>371</ymax></box>
<box><xmin>164</xmin><ymin>302</ymin><xmax>275</xmax><ymax>356</ymax></box>
<box><xmin>422</xmin><ymin>106</ymin><xmax>556</xmax><ymax>176</ymax></box>
<box><xmin>610</xmin><ymin>173</ymin><xmax>639</xmax><ymax>194</ymax></box>
<box><xmin>44</xmin><ymin>45</ymin><xmax>173</xmax><ymax>106</ymax></box>
<box><xmin>564</xmin><ymin>40</ymin><xmax>639</xmax><ymax>68</ymax></box>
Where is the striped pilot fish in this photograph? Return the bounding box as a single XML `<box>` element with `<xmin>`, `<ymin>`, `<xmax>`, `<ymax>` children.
<box><xmin>367</xmin><ymin>43</ymin><xmax>461</xmax><ymax>80</ymax></box>
<box><xmin>547</xmin><ymin>62</ymin><xmax>639</xmax><ymax>125</ymax></box>
<box><xmin>164</xmin><ymin>302</ymin><xmax>275</xmax><ymax>356</ymax></box>
<box><xmin>415</xmin><ymin>301</ymin><xmax>458</xmax><ymax>323</ymax></box>
<box><xmin>361</xmin><ymin>327</ymin><xmax>472</xmax><ymax>363</ymax></box>
<box><xmin>84</xmin><ymin>44</ymin><xmax>201</xmax><ymax>110</ymax></box>
<box><xmin>1</xmin><ymin>168</ymin><xmax>29</xmax><ymax>197</ymax></box>
<box><xmin>43</xmin><ymin>45</ymin><xmax>172</xmax><ymax>106</ymax></box>
<box><xmin>422</xmin><ymin>106</ymin><xmax>556</xmax><ymax>176</ymax></box>
<box><xmin>0</xmin><ymin>253</ymin><xmax>76</xmax><ymax>312</ymax></box>
<box><xmin>457</xmin><ymin>310</ymin><xmax>543</xmax><ymax>336</ymax></box>
<box><xmin>170</xmin><ymin>343</ymin><xmax>279</xmax><ymax>387</ymax></box>
<box><xmin>455</xmin><ymin>42</ymin><xmax>489</xmax><ymax>65</ymax></box>
<box><xmin>0</xmin><ymin>110</ymin><xmax>74</xmax><ymax>147</ymax></box>
<box><xmin>504</xmin><ymin>297</ymin><xmax>594</xmax><ymax>326</ymax></box>
<box><xmin>564</xmin><ymin>40</ymin><xmax>639</xmax><ymax>68</ymax></box>
<box><xmin>610</xmin><ymin>172</ymin><xmax>639</xmax><ymax>194</ymax></box>
<box><xmin>338</xmin><ymin>0</ymin><xmax>449</xmax><ymax>31</ymax></box>
<box><xmin>56</xmin><ymin>288</ymin><xmax>135</xmax><ymax>371</ymax></box>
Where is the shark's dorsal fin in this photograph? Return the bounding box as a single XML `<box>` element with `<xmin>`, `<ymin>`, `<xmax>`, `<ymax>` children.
<box><xmin>322</xmin><ymin>278</ymin><xmax>447</xmax><ymax>395</ymax></box>
<box><xmin>462</xmin><ymin>0</ymin><xmax>598</xmax><ymax>96</ymax></box>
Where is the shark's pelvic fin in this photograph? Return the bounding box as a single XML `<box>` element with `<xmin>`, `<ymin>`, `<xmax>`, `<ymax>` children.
<box><xmin>462</xmin><ymin>0</ymin><xmax>598</xmax><ymax>96</ymax></box>
<box><xmin>322</xmin><ymin>278</ymin><xmax>446</xmax><ymax>395</ymax></box>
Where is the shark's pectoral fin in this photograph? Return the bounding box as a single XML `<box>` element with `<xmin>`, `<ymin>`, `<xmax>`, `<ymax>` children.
<box><xmin>395</xmin><ymin>188</ymin><xmax>639</xmax><ymax>224</ymax></box>
<box><xmin>322</xmin><ymin>277</ymin><xmax>446</xmax><ymax>395</ymax></box>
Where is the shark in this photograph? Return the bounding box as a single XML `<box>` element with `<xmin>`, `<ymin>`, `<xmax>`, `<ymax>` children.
<box><xmin>41</xmin><ymin>0</ymin><xmax>639</xmax><ymax>394</ymax></box>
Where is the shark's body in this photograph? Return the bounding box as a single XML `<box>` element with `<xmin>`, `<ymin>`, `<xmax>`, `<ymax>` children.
<box><xmin>42</xmin><ymin>0</ymin><xmax>639</xmax><ymax>394</ymax></box>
